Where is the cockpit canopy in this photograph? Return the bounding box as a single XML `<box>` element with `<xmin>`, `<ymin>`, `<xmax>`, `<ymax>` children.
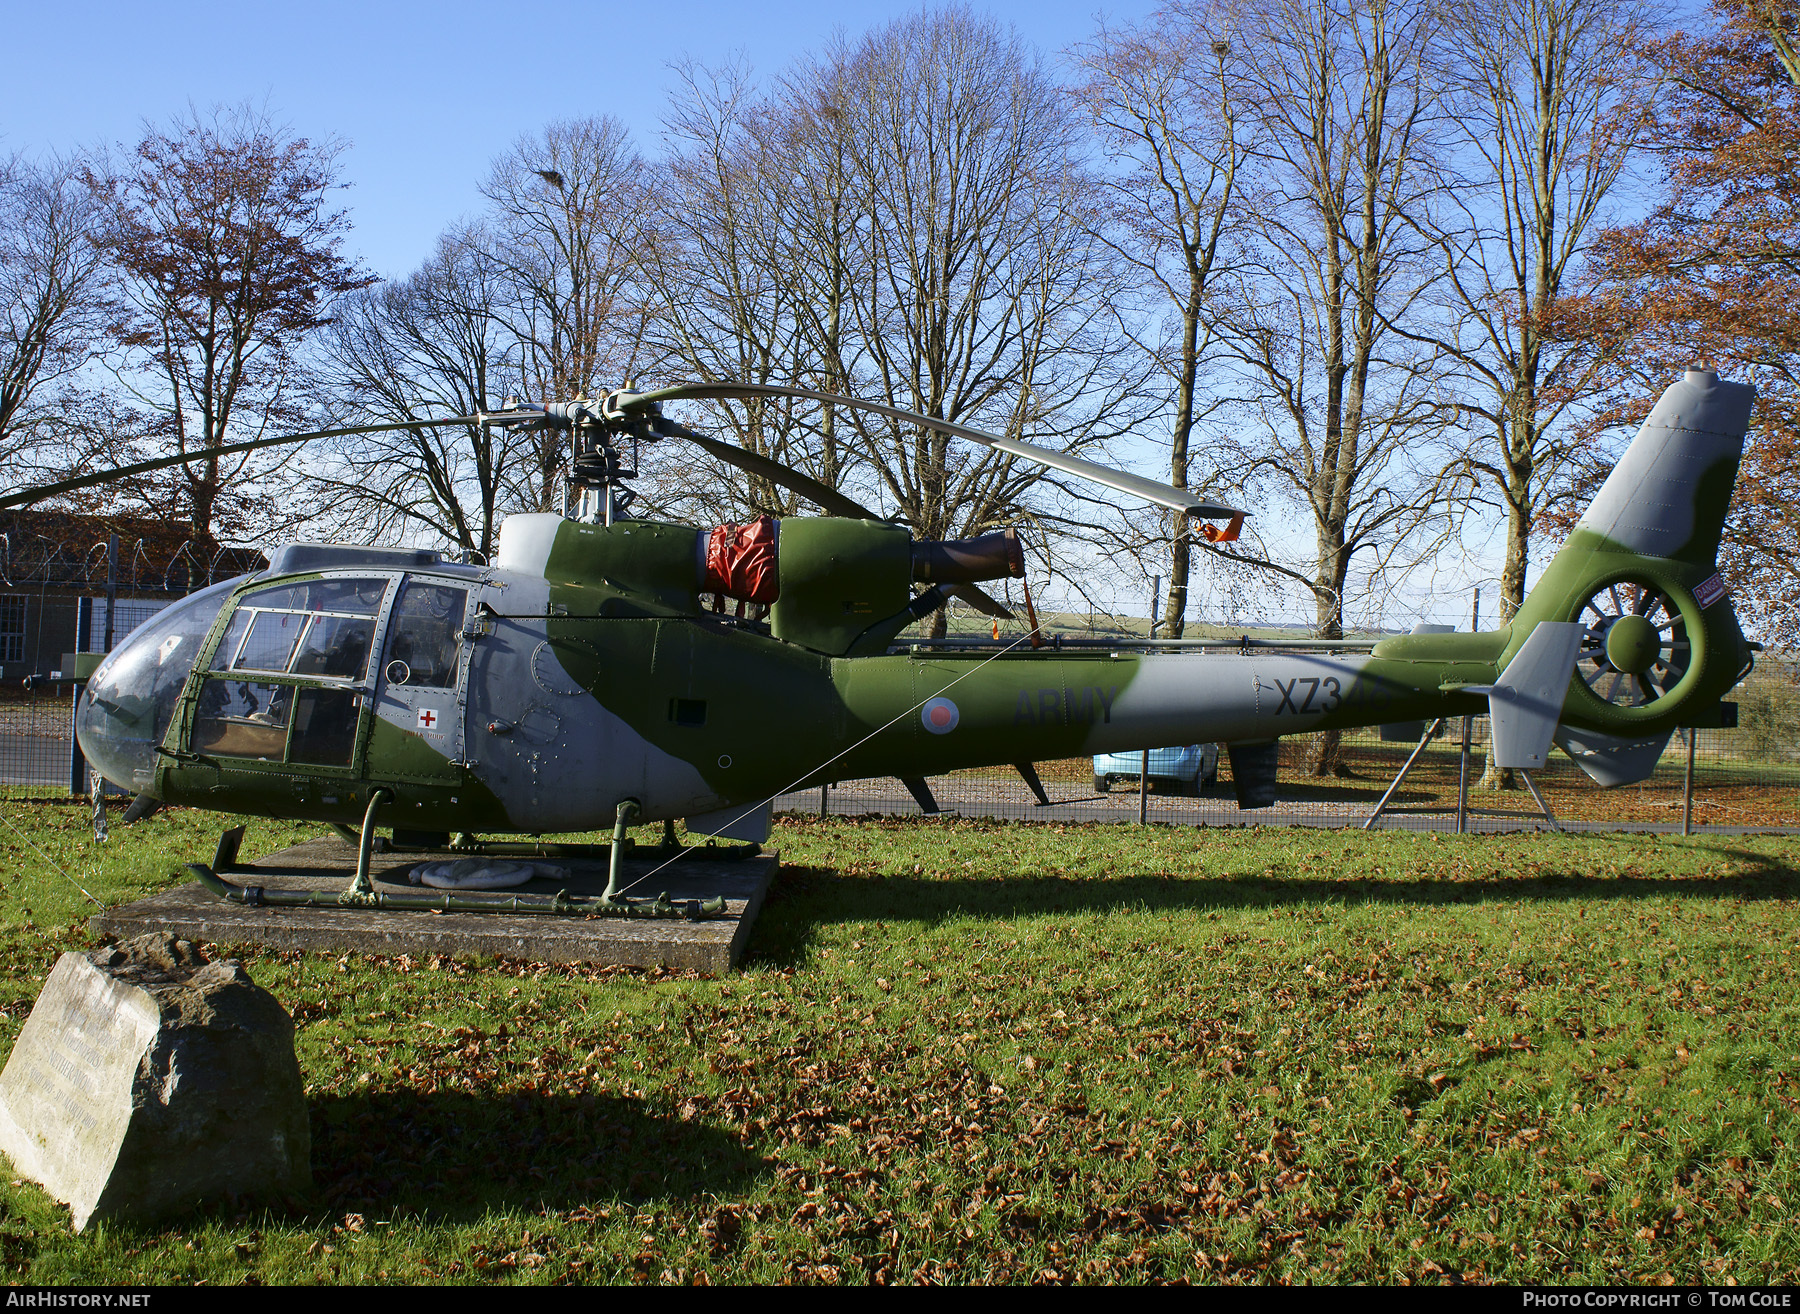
<box><xmin>75</xmin><ymin>576</ymin><xmax>243</xmax><ymax>792</ymax></box>
<box><xmin>76</xmin><ymin>568</ymin><xmax>475</xmax><ymax>794</ymax></box>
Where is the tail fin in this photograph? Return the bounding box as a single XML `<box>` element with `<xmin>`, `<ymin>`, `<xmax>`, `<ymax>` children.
<box><xmin>1507</xmin><ymin>368</ymin><xmax>1756</xmax><ymax>778</ymax></box>
<box><xmin>1568</xmin><ymin>366</ymin><xmax>1754</xmax><ymax>569</ymax></box>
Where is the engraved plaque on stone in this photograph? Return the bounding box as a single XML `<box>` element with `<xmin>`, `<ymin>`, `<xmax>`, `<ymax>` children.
<box><xmin>0</xmin><ymin>935</ymin><xmax>308</xmax><ymax>1230</ymax></box>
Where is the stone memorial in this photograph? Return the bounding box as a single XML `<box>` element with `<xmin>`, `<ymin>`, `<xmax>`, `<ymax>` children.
<box><xmin>0</xmin><ymin>933</ymin><xmax>309</xmax><ymax>1231</ymax></box>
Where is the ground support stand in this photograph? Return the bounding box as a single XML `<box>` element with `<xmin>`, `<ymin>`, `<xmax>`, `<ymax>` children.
<box><xmin>1362</xmin><ymin>717</ymin><xmax>1561</xmax><ymax>833</ymax></box>
<box><xmin>91</xmin><ymin>827</ymin><xmax>779</xmax><ymax>973</ymax></box>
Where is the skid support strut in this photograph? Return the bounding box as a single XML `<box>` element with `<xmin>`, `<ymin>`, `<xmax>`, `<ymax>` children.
<box><xmin>604</xmin><ymin>799</ymin><xmax>640</xmax><ymax>903</ymax></box>
<box><xmin>188</xmin><ymin>796</ymin><xmax>738</xmax><ymax>918</ymax></box>
<box><xmin>1362</xmin><ymin>720</ymin><xmax>1445</xmax><ymax>830</ymax></box>
<box><xmin>341</xmin><ymin>789</ymin><xmax>392</xmax><ymax>904</ymax></box>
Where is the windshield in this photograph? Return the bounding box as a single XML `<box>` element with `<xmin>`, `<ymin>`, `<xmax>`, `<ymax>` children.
<box><xmin>75</xmin><ymin>576</ymin><xmax>243</xmax><ymax>792</ymax></box>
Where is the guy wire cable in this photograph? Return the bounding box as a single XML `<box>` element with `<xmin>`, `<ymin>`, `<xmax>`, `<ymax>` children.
<box><xmin>0</xmin><ymin>808</ymin><xmax>103</xmax><ymax>907</ymax></box>
<box><xmin>614</xmin><ymin>624</ymin><xmax>1044</xmax><ymax>898</ymax></box>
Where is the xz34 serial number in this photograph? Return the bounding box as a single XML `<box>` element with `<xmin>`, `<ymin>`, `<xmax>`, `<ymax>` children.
<box><xmin>1270</xmin><ymin>675</ymin><xmax>1398</xmax><ymax>716</ymax></box>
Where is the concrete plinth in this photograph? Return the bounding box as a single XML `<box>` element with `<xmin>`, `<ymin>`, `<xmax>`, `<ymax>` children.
<box><xmin>90</xmin><ymin>836</ymin><xmax>778</xmax><ymax>976</ymax></box>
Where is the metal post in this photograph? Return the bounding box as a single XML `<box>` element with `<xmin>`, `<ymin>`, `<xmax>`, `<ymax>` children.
<box><xmin>1517</xmin><ymin>770</ymin><xmax>1562</xmax><ymax>832</ymax></box>
<box><xmin>1462</xmin><ymin>586</ymin><xmax>1478</xmax><ymax>838</ymax></box>
<box><xmin>69</xmin><ymin>596</ymin><xmax>92</xmax><ymax>796</ymax></box>
<box><xmin>819</xmin><ymin>782</ymin><xmax>830</xmax><ymax>818</ymax></box>
<box><xmin>104</xmin><ymin>533</ymin><xmax>118</xmax><ymax>652</ymax></box>
<box><xmin>1139</xmin><ymin>748</ymin><xmax>1150</xmax><ymax>824</ymax></box>
<box><xmin>1683</xmin><ymin>728</ymin><xmax>1696</xmax><ymax>837</ymax></box>
<box><xmin>1456</xmin><ymin>714</ymin><xmax>1472</xmax><ymax>835</ymax></box>
<box><xmin>68</xmin><ymin>685</ymin><xmax>85</xmax><ymax>796</ymax></box>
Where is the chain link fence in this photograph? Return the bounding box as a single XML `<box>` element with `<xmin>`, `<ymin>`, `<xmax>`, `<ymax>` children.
<box><xmin>0</xmin><ymin>682</ymin><xmax>74</xmax><ymax>789</ymax></box>
<box><xmin>6</xmin><ymin>569</ymin><xmax>1794</xmax><ymax>835</ymax></box>
<box><xmin>0</xmin><ymin>527</ymin><xmax>260</xmax><ymax>790</ymax></box>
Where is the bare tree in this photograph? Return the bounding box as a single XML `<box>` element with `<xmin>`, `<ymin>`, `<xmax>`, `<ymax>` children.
<box><xmin>645</xmin><ymin>9</ymin><xmax>1147</xmax><ymax>619</ymax></box>
<box><xmin>641</xmin><ymin>59</ymin><xmax>846</xmax><ymax>523</ymax></box>
<box><xmin>0</xmin><ymin>153</ymin><xmax>109</xmax><ymax>484</ymax></box>
<box><xmin>1072</xmin><ymin>3</ymin><xmax>1251</xmax><ymax>638</ymax></box>
<box><xmin>830</xmin><ymin>11</ymin><xmax>1146</xmax><ymax>556</ymax></box>
<box><xmin>307</xmin><ymin>229</ymin><xmax>523</xmax><ymax>558</ymax></box>
<box><xmin>482</xmin><ymin>118</ymin><xmax>652</xmax><ymax>513</ymax></box>
<box><xmin>88</xmin><ymin>105</ymin><xmax>373</xmax><ymax>558</ymax></box>
<box><xmin>1213</xmin><ymin>0</ymin><xmax>1452</xmax><ymax>773</ymax></box>
<box><xmin>1429</xmin><ymin>0</ymin><xmax>1656</xmax><ymax>623</ymax></box>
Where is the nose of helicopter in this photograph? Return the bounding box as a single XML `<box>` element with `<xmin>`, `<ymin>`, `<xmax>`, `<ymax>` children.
<box><xmin>75</xmin><ymin>577</ymin><xmax>241</xmax><ymax>794</ymax></box>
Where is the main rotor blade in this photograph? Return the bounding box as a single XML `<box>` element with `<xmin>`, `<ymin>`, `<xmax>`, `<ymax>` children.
<box><xmin>671</xmin><ymin>424</ymin><xmax>882</xmax><ymax>521</ymax></box>
<box><xmin>943</xmin><ymin>583</ymin><xmax>1014</xmax><ymax>619</ymax></box>
<box><xmin>0</xmin><ymin>412</ymin><xmax>537</xmax><ymax>512</ymax></box>
<box><xmin>630</xmin><ymin>381</ymin><xmax>1247</xmax><ymax>520</ymax></box>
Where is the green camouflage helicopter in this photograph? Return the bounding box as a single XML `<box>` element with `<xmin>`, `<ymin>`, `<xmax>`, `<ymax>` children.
<box><xmin>44</xmin><ymin>369</ymin><xmax>1756</xmax><ymax>912</ymax></box>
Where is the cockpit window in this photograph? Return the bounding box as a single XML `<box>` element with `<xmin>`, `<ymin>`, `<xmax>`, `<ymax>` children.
<box><xmin>383</xmin><ymin>582</ymin><xmax>467</xmax><ymax>689</ymax></box>
<box><xmin>232</xmin><ymin>611</ymin><xmax>307</xmax><ymax>673</ymax></box>
<box><xmin>193</xmin><ymin>680</ymin><xmax>291</xmax><ymax>759</ymax></box>
<box><xmin>293</xmin><ymin>614</ymin><xmax>375</xmax><ymax>678</ymax></box>
<box><xmin>211</xmin><ymin>577</ymin><xmax>386</xmax><ymax>681</ymax></box>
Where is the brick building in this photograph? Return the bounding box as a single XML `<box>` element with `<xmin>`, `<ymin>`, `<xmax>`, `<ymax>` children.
<box><xmin>0</xmin><ymin>511</ymin><xmax>264</xmax><ymax>679</ymax></box>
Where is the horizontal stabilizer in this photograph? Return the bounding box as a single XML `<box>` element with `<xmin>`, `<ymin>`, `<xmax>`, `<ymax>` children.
<box><xmin>1487</xmin><ymin>622</ymin><xmax>1585</xmax><ymax>769</ymax></box>
<box><xmin>1553</xmin><ymin>725</ymin><xmax>1674</xmax><ymax>787</ymax></box>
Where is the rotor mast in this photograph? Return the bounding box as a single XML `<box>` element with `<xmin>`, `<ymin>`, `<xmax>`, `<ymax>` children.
<box><xmin>502</xmin><ymin>394</ymin><xmax>649</xmax><ymax>526</ymax></box>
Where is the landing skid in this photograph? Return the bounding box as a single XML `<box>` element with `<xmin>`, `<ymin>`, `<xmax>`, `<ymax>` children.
<box><xmin>195</xmin><ymin>801</ymin><xmax>756</xmax><ymax>919</ymax></box>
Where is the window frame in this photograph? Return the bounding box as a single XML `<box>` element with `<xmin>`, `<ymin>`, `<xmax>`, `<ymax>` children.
<box><xmin>186</xmin><ymin>572</ymin><xmax>399</xmax><ymax>772</ymax></box>
<box><xmin>0</xmin><ymin>597</ymin><xmax>24</xmax><ymax>666</ymax></box>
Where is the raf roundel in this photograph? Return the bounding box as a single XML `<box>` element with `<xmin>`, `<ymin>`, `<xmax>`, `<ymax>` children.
<box><xmin>921</xmin><ymin>697</ymin><xmax>960</xmax><ymax>735</ymax></box>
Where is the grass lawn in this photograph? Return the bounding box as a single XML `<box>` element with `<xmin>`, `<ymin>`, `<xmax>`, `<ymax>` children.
<box><xmin>0</xmin><ymin>795</ymin><xmax>1798</xmax><ymax>1283</ymax></box>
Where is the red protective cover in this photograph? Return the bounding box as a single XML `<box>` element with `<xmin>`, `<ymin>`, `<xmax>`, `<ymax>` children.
<box><xmin>1198</xmin><ymin>512</ymin><xmax>1244</xmax><ymax>544</ymax></box>
<box><xmin>703</xmin><ymin>516</ymin><xmax>780</xmax><ymax>603</ymax></box>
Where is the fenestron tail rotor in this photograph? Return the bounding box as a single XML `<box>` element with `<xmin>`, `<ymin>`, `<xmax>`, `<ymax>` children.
<box><xmin>1575</xmin><ymin>580</ymin><xmax>1691</xmax><ymax>712</ymax></box>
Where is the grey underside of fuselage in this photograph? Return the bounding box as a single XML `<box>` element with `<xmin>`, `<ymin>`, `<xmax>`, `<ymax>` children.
<box><xmin>1081</xmin><ymin>652</ymin><xmax>1390</xmax><ymax>753</ymax></box>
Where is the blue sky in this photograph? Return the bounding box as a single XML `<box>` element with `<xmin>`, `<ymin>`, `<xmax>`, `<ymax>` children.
<box><xmin>3</xmin><ymin>0</ymin><xmax>1151</xmax><ymax>280</ymax></box>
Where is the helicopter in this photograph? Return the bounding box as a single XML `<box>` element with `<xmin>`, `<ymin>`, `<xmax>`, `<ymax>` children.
<box><xmin>34</xmin><ymin>367</ymin><xmax>1756</xmax><ymax>912</ymax></box>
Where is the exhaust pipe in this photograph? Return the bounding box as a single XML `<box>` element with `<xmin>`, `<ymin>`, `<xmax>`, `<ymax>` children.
<box><xmin>911</xmin><ymin>529</ymin><xmax>1024</xmax><ymax>585</ymax></box>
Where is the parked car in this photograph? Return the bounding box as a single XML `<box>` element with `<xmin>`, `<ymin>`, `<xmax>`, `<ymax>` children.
<box><xmin>1093</xmin><ymin>743</ymin><xmax>1220</xmax><ymax>795</ymax></box>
